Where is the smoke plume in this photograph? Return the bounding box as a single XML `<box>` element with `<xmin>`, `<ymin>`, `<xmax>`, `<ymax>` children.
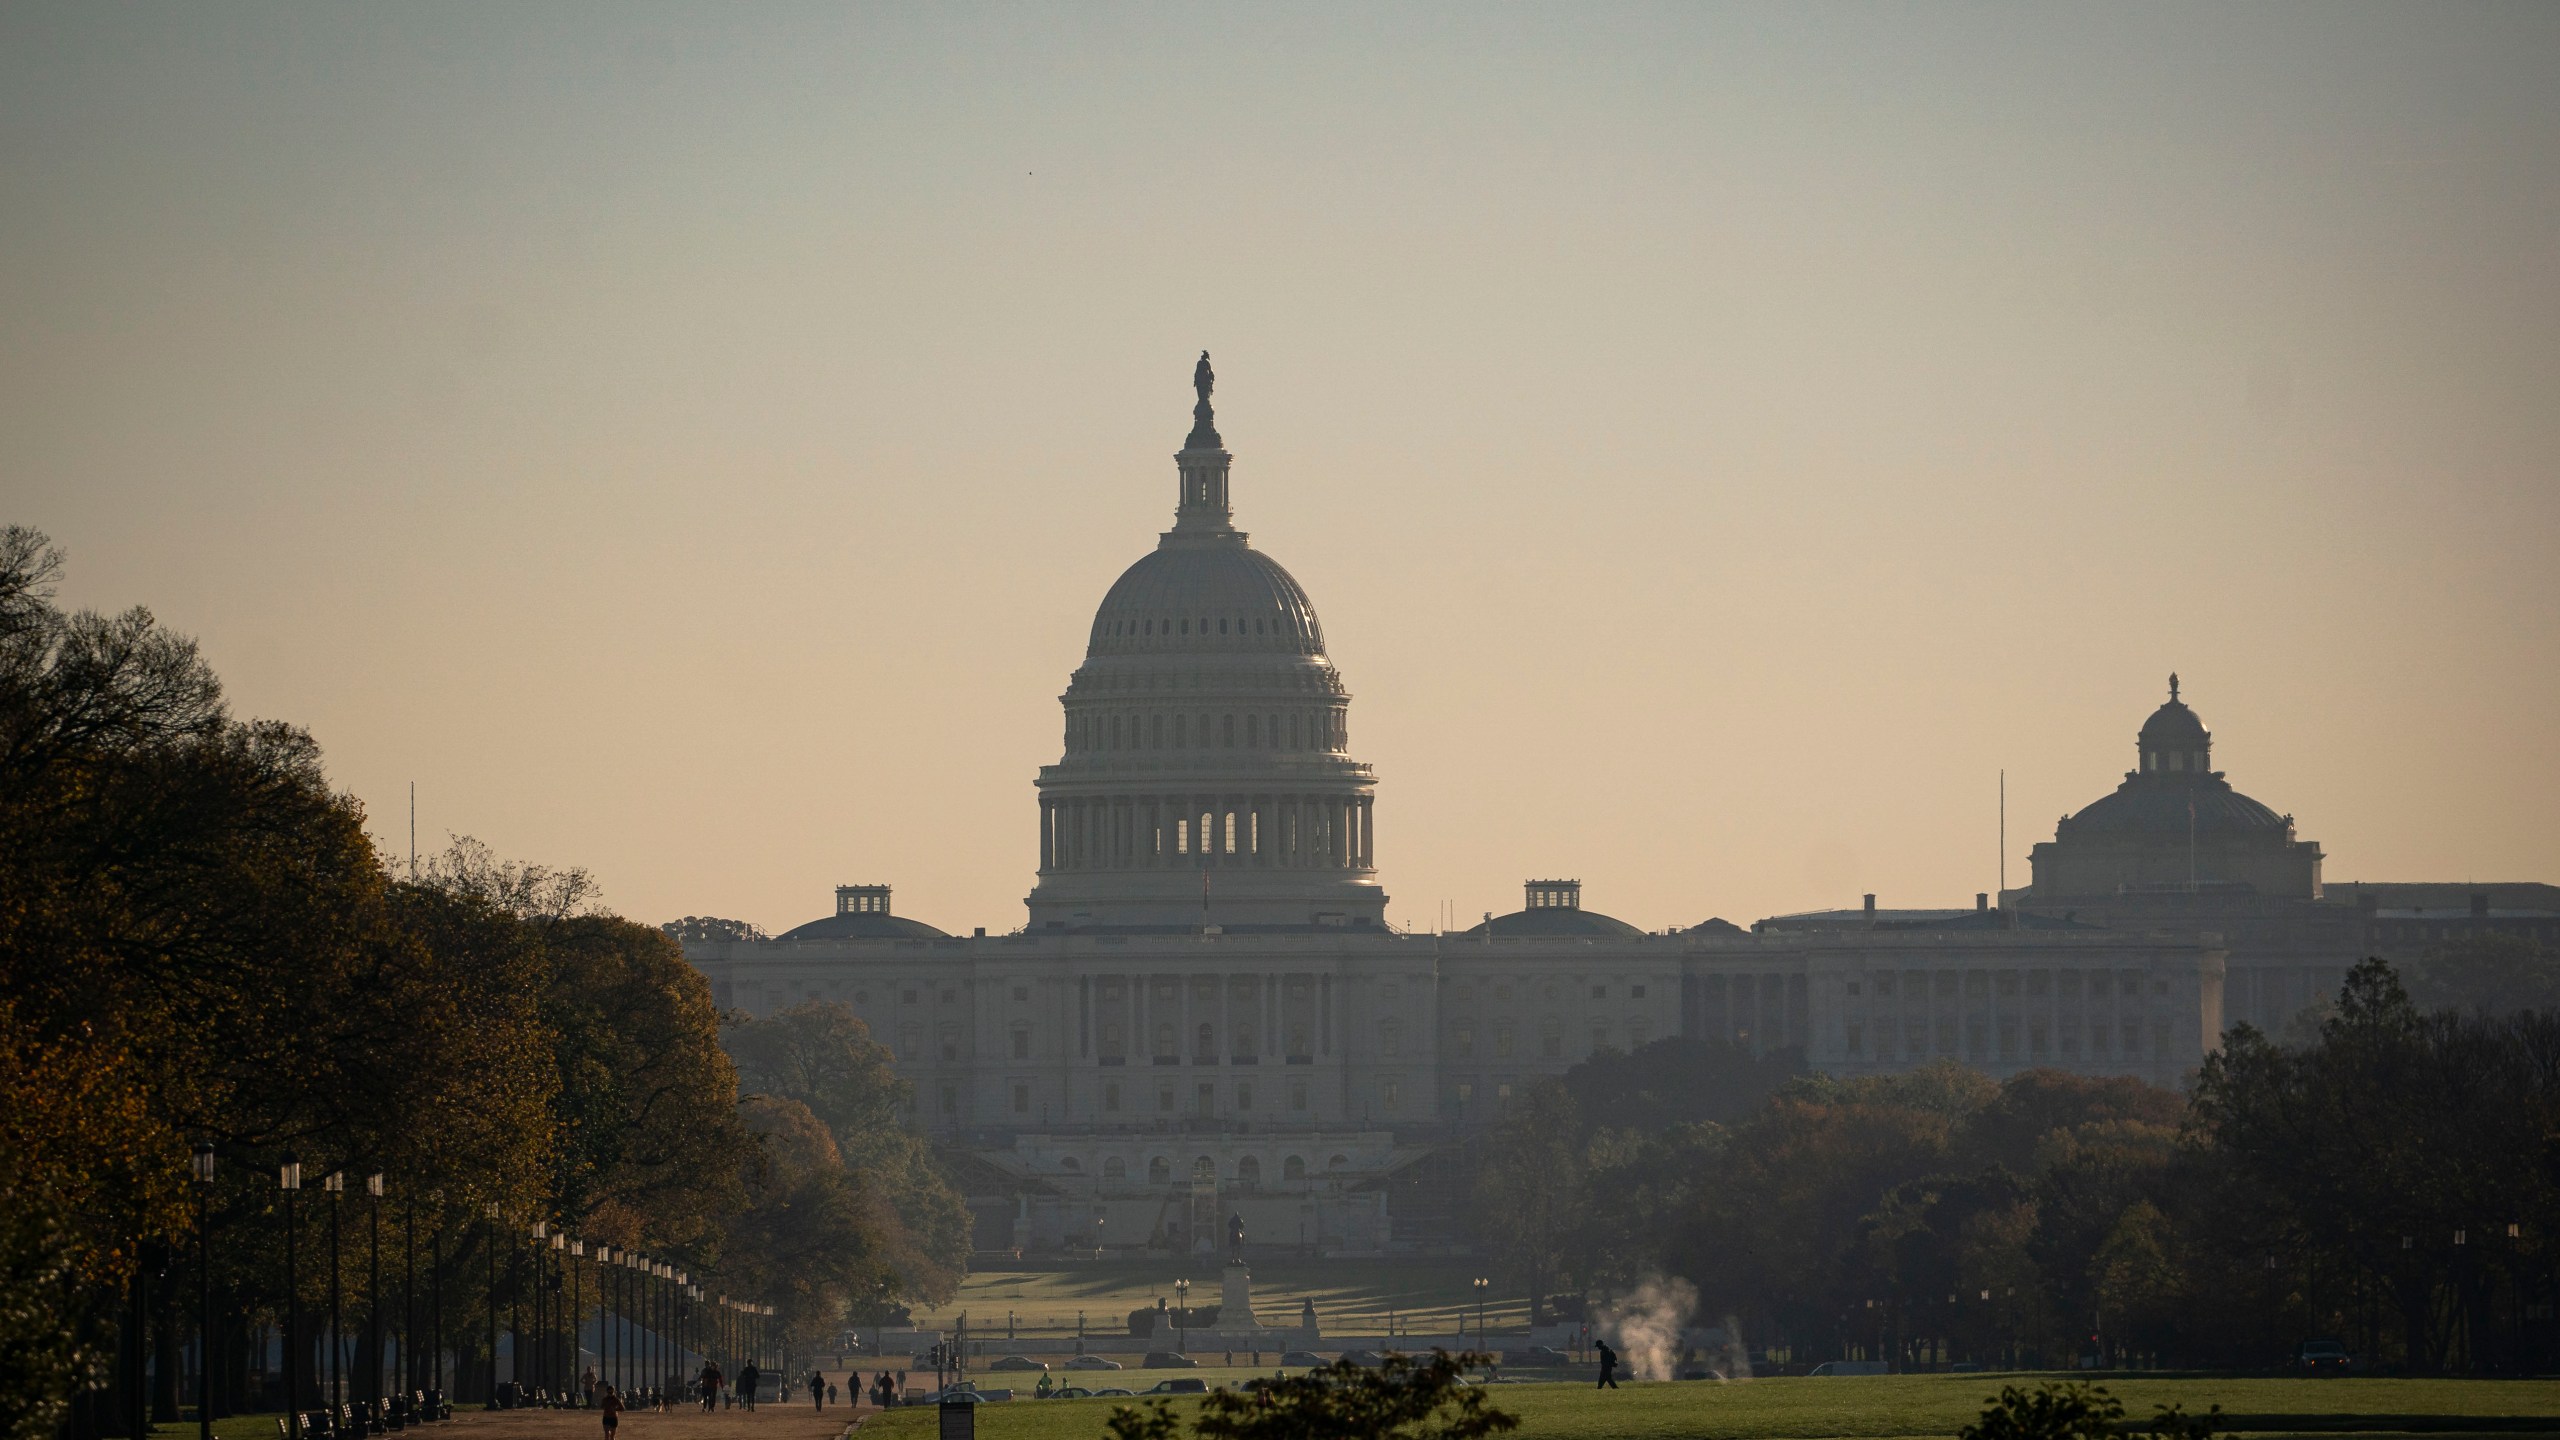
<box><xmin>1594</xmin><ymin>1275</ymin><xmax>1697</xmax><ymax>1381</ymax></box>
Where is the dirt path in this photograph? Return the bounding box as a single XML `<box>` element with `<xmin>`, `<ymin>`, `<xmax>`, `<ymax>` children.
<box><xmin>432</xmin><ymin>1404</ymin><xmax>865</xmax><ymax>1440</ymax></box>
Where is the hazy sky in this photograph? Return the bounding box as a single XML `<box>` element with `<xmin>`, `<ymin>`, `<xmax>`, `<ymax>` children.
<box><xmin>6</xmin><ymin>4</ymin><xmax>2557</xmax><ymax>935</ymax></box>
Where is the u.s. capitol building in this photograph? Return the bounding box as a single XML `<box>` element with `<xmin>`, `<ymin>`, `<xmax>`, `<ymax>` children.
<box><xmin>678</xmin><ymin>359</ymin><xmax>2558</xmax><ymax>1257</ymax></box>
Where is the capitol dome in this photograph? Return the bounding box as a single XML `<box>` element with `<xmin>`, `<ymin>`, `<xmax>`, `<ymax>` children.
<box><xmin>1025</xmin><ymin>356</ymin><xmax>1385</xmax><ymax>932</ymax></box>
<box><xmin>1083</xmin><ymin>544</ymin><xmax>1326</xmax><ymax>658</ymax></box>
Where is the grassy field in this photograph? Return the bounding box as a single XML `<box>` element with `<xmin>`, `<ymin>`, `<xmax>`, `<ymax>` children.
<box><xmin>851</xmin><ymin>1374</ymin><xmax>2560</xmax><ymax>1439</ymax></box>
<box><xmin>921</xmin><ymin>1264</ymin><xmax>1530</xmax><ymax>1338</ymax></box>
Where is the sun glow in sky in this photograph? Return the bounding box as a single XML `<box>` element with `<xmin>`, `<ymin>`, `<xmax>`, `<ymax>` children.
<box><xmin>6</xmin><ymin>4</ymin><xmax>2557</xmax><ymax>934</ymax></box>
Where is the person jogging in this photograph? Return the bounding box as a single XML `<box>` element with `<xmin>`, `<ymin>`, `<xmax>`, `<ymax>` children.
<box><xmin>1596</xmin><ymin>1339</ymin><xmax>1620</xmax><ymax>1390</ymax></box>
<box><xmin>599</xmin><ymin>1387</ymin><xmax>623</xmax><ymax>1436</ymax></box>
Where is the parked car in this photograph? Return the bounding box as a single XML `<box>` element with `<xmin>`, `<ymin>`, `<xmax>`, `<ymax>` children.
<box><xmin>1340</xmin><ymin>1350</ymin><xmax>1387</xmax><ymax>1367</ymax></box>
<box><xmin>918</xmin><ymin>1389</ymin><xmax>981</xmax><ymax>1405</ymax></box>
<box><xmin>989</xmin><ymin>1356</ymin><xmax>1047</xmax><ymax>1372</ymax></box>
<box><xmin>1143</xmin><ymin>1379</ymin><xmax>1208</xmax><ymax>1396</ymax></box>
<box><xmin>1064</xmin><ymin>1355</ymin><xmax>1124</xmax><ymax>1371</ymax></box>
<box><xmin>1091</xmin><ymin>1388</ymin><xmax>1135</xmax><ymax>1398</ymax></box>
<box><xmin>1501</xmin><ymin>1347</ymin><xmax>1566</xmax><ymax>1367</ymax></box>
<box><xmin>1279</xmin><ymin>1351</ymin><xmax>1328</xmax><ymax>1368</ymax></box>
<box><xmin>2296</xmin><ymin>1338</ymin><xmax>2355</xmax><ymax>1375</ymax></box>
<box><xmin>1048</xmin><ymin>1387</ymin><xmax>1097</xmax><ymax>1400</ymax></box>
<box><xmin>1808</xmin><ymin>1361</ymin><xmax>1890</xmax><ymax>1377</ymax></box>
<box><xmin>1140</xmin><ymin>1352</ymin><xmax>1199</xmax><ymax>1369</ymax></box>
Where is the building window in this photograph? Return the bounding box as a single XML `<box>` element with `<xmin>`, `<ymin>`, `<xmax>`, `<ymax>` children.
<box><xmin>1013</xmin><ymin>985</ymin><xmax>1030</xmax><ymax>1002</ymax></box>
<box><xmin>1380</xmin><ymin>1021</ymin><xmax>1402</xmax><ymax>1058</ymax></box>
<box><xmin>1496</xmin><ymin>1024</ymin><xmax>1515</xmax><ymax>1059</ymax></box>
<box><xmin>1104</xmin><ymin>1156</ymin><xmax>1126</xmax><ymax>1179</ymax></box>
<box><xmin>1237</xmin><ymin>1154</ymin><xmax>1260</xmax><ymax>1186</ymax></box>
<box><xmin>1456</xmin><ymin>1082</ymin><xmax>1474</xmax><ymax>1107</ymax></box>
<box><xmin>1012</xmin><ymin>1083</ymin><xmax>1029</xmax><ymax>1114</ymax></box>
<box><xmin>1383</xmin><ymin>1082</ymin><xmax>1399</xmax><ymax>1113</ymax></box>
<box><xmin>1149</xmin><ymin>1156</ymin><xmax>1171</xmax><ymax>1184</ymax></box>
<box><xmin>1237</xmin><ymin>1082</ymin><xmax>1254</xmax><ymax>1111</ymax></box>
<box><xmin>1011</xmin><ymin>1025</ymin><xmax>1031</xmax><ymax>1060</ymax></box>
<box><xmin>1631</xmin><ymin>984</ymin><xmax>1645</xmax><ymax>999</ymax></box>
<box><xmin>1196</xmin><ymin>1023</ymin><xmax>1216</xmax><ymax>1060</ymax></box>
<box><xmin>1289</xmin><ymin>1081</ymin><xmax>1308</xmax><ymax>1111</ymax></box>
<box><xmin>1196</xmin><ymin>1083</ymin><xmax>1215</xmax><ymax>1116</ymax></box>
<box><xmin>938</xmin><ymin>1084</ymin><xmax>956</xmax><ymax>1114</ymax></box>
<box><xmin>1590</xmin><ymin>1026</ymin><xmax>1609</xmax><ymax>1054</ymax></box>
<box><xmin>902</xmin><ymin>989</ymin><xmax>919</xmax><ymax>1005</ymax></box>
<box><xmin>1591</xmin><ymin>985</ymin><xmax>1606</xmax><ymax>999</ymax></box>
<box><xmin>1284</xmin><ymin>1155</ymin><xmax>1306</xmax><ymax>1182</ymax></box>
<box><xmin>1497</xmin><ymin>1083</ymin><xmax>1513</xmax><ymax>1101</ymax></box>
<box><xmin>1155</xmin><ymin>1023</ymin><xmax>1177</xmax><ymax>1060</ymax></box>
<box><xmin>1157</xmin><ymin>1085</ymin><xmax>1175</xmax><ymax>1113</ymax></box>
<box><xmin>1454</xmin><ymin>1026</ymin><xmax>1475</xmax><ymax>1059</ymax></box>
<box><xmin>1845</xmin><ymin>1023</ymin><xmax>1863</xmax><ymax>1056</ymax></box>
<box><xmin>1104</xmin><ymin>1082</ymin><xmax>1122</xmax><ymax>1112</ymax></box>
<box><xmin>1541</xmin><ymin>1029</ymin><xmax>1562</xmax><ymax>1060</ymax></box>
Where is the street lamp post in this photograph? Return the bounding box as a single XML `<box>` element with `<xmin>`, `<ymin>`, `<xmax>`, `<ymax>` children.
<box><xmin>570</xmin><ymin>1240</ymin><xmax>584</xmax><ymax>1401</ymax></box>
<box><xmin>429</xmin><ymin>1197</ymin><xmax>444</xmax><ymax>1404</ymax></box>
<box><xmin>324</xmin><ymin>1173</ymin><xmax>345</xmax><ymax>1414</ymax></box>
<box><xmin>402</xmin><ymin>1195</ymin><xmax>415</xmax><ymax>1399</ymax></box>
<box><xmin>1174</xmin><ymin>1279</ymin><xmax>1190</xmax><ymax>1354</ymax></box>
<box><xmin>192</xmin><ymin>1145</ymin><xmax>214</xmax><ymax>1440</ymax></box>
<box><xmin>529</xmin><ymin>1223</ymin><xmax>548</xmax><ymax>1400</ymax></box>
<box><xmin>483</xmin><ymin>1202</ymin><xmax>500</xmax><ymax>1410</ymax></box>
<box><xmin>551</xmin><ymin>1234</ymin><xmax>567</xmax><ymax>1399</ymax></box>
<box><xmin>280</xmin><ymin>1155</ymin><xmax>303</xmax><ymax>1440</ymax></box>
<box><xmin>1473</xmin><ymin>1277</ymin><xmax>1489</xmax><ymax>1350</ymax></box>
<box><xmin>367</xmin><ymin>1174</ymin><xmax>384</xmax><ymax>1425</ymax></box>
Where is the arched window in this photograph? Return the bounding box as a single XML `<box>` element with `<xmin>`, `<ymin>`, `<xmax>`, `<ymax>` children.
<box><xmin>1246</xmin><ymin>713</ymin><xmax>1259</xmax><ymax>747</ymax></box>
<box><xmin>1283</xmin><ymin>1155</ymin><xmax>1307</xmax><ymax>1182</ymax></box>
<box><xmin>1175</xmin><ymin>715</ymin><xmax>1188</xmax><ymax>748</ymax></box>
<box><xmin>1327</xmin><ymin>1154</ymin><xmax>1350</xmax><ymax>1172</ymax></box>
<box><xmin>1288</xmin><ymin>714</ymin><xmax>1300</xmax><ymax>750</ymax></box>
<box><xmin>1237</xmin><ymin>1155</ymin><xmax>1262</xmax><ymax>1187</ymax></box>
<box><xmin>1104</xmin><ymin>1156</ymin><xmax>1126</xmax><ymax>1180</ymax></box>
<box><xmin>1149</xmin><ymin>1156</ymin><xmax>1171</xmax><ymax>1184</ymax></box>
<box><xmin>1222</xmin><ymin>714</ymin><xmax>1236</xmax><ymax>747</ymax></box>
<box><xmin>1192</xmin><ymin>1156</ymin><xmax>1216</xmax><ymax>1182</ymax></box>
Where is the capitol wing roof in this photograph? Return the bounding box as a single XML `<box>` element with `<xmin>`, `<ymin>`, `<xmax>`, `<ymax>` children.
<box><xmin>774</xmin><ymin>911</ymin><xmax>952</xmax><ymax>941</ymax></box>
<box><xmin>1458</xmin><ymin>907</ymin><xmax>1648</xmax><ymax>940</ymax></box>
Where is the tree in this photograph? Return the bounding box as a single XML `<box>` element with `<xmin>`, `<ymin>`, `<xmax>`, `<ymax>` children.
<box><xmin>1470</xmin><ymin>1081</ymin><xmax>1587</xmax><ymax>1323</ymax></box>
<box><xmin>722</xmin><ymin>1002</ymin><xmax>968</xmax><ymax>1303</ymax></box>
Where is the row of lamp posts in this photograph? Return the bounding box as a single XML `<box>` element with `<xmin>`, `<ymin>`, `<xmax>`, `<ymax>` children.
<box><xmin>189</xmin><ymin>1145</ymin><xmax>782</xmax><ymax>1437</ymax></box>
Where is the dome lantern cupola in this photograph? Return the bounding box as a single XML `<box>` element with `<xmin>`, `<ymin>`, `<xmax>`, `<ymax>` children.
<box><xmin>1172</xmin><ymin>350</ymin><xmax>1235</xmax><ymax>535</ymax></box>
<box><xmin>2137</xmin><ymin>673</ymin><xmax>2212</xmax><ymax>775</ymax></box>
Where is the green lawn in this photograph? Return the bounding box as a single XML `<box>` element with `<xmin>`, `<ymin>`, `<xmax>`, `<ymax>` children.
<box><xmin>854</xmin><ymin>1374</ymin><xmax>2560</xmax><ymax>1440</ymax></box>
<box><xmin>927</xmin><ymin>1263</ymin><xmax>1528</xmax><ymax>1339</ymax></box>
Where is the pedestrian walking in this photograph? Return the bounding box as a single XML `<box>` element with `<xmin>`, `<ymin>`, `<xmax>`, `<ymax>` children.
<box><xmin>1596</xmin><ymin>1339</ymin><xmax>1620</xmax><ymax>1390</ymax></box>
<box><xmin>810</xmin><ymin>1371</ymin><xmax>825</xmax><ymax>1411</ymax></box>
<box><xmin>738</xmin><ymin>1362</ymin><xmax>760</xmax><ymax>1412</ymax></box>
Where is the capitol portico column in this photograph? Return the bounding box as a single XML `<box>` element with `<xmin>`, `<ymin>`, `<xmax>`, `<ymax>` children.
<box><xmin>1039</xmin><ymin>800</ymin><xmax>1054</xmax><ymax>872</ymax></box>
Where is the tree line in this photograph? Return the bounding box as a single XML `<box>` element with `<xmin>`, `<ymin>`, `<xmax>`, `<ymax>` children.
<box><xmin>0</xmin><ymin>528</ymin><xmax>964</xmax><ymax>1439</ymax></box>
<box><xmin>1473</xmin><ymin>948</ymin><xmax>2560</xmax><ymax>1373</ymax></box>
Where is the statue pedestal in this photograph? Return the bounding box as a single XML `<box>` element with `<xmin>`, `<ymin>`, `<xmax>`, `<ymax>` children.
<box><xmin>1221</xmin><ymin>1262</ymin><xmax>1254</xmax><ymax>1330</ymax></box>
